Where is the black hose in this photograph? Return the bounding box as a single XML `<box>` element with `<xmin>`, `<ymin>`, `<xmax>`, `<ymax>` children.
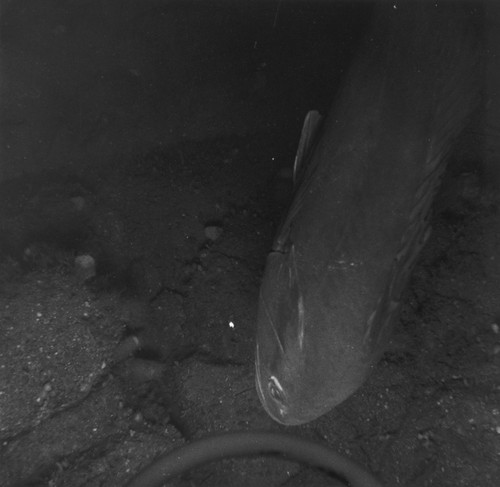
<box><xmin>125</xmin><ymin>430</ymin><xmax>384</xmax><ymax>487</ymax></box>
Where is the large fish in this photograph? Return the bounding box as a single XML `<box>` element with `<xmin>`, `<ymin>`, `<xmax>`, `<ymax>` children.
<box><xmin>255</xmin><ymin>2</ymin><xmax>481</xmax><ymax>425</ymax></box>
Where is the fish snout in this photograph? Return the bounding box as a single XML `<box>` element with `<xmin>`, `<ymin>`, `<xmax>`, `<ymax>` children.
<box><xmin>255</xmin><ymin>369</ymin><xmax>290</xmax><ymax>424</ymax></box>
<box><xmin>255</xmin><ymin>351</ymin><xmax>305</xmax><ymax>425</ymax></box>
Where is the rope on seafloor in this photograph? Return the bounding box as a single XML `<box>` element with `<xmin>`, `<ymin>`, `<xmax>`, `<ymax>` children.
<box><xmin>125</xmin><ymin>430</ymin><xmax>384</xmax><ymax>487</ymax></box>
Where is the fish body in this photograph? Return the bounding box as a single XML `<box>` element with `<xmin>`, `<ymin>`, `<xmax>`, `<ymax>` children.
<box><xmin>255</xmin><ymin>2</ymin><xmax>481</xmax><ymax>425</ymax></box>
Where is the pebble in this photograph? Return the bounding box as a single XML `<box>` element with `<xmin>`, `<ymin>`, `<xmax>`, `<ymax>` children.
<box><xmin>112</xmin><ymin>335</ymin><xmax>142</xmax><ymax>364</ymax></box>
<box><xmin>75</xmin><ymin>254</ymin><xmax>96</xmax><ymax>281</ymax></box>
<box><xmin>70</xmin><ymin>196</ymin><xmax>86</xmax><ymax>211</ymax></box>
<box><xmin>127</xmin><ymin>260</ymin><xmax>162</xmax><ymax>299</ymax></box>
<box><xmin>204</xmin><ymin>225</ymin><xmax>223</xmax><ymax>241</ymax></box>
<box><xmin>122</xmin><ymin>358</ymin><xmax>167</xmax><ymax>383</ymax></box>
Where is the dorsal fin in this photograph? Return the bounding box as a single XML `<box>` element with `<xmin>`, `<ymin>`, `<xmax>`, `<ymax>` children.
<box><xmin>293</xmin><ymin>110</ymin><xmax>323</xmax><ymax>185</ymax></box>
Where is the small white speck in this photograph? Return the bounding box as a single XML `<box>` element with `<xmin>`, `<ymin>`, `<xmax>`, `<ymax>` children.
<box><xmin>228</xmin><ymin>321</ymin><xmax>235</xmax><ymax>329</ymax></box>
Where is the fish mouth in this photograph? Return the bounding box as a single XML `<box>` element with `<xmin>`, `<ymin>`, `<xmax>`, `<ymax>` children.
<box><xmin>255</xmin><ymin>370</ymin><xmax>288</xmax><ymax>424</ymax></box>
<box><xmin>255</xmin><ymin>344</ymin><xmax>293</xmax><ymax>425</ymax></box>
<box><xmin>256</xmin><ymin>370</ymin><xmax>311</xmax><ymax>425</ymax></box>
<box><xmin>255</xmin><ymin>346</ymin><xmax>326</xmax><ymax>426</ymax></box>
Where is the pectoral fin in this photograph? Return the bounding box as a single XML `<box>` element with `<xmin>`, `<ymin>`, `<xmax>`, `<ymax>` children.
<box><xmin>293</xmin><ymin>110</ymin><xmax>323</xmax><ymax>185</ymax></box>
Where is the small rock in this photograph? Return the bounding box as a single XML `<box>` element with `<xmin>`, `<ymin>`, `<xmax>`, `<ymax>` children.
<box><xmin>75</xmin><ymin>254</ymin><xmax>96</xmax><ymax>281</ymax></box>
<box><xmin>204</xmin><ymin>225</ymin><xmax>223</xmax><ymax>241</ymax></box>
<box><xmin>127</xmin><ymin>260</ymin><xmax>163</xmax><ymax>299</ymax></box>
<box><xmin>119</xmin><ymin>300</ymin><xmax>153</xmax><ymax>331</ymax></box>
<box><xmin>117</xmin><ymin>358</ymin><xmax>167</xmax><ymax>384</ymax></box>
<box><xmin>70</xmin><ymin>196</ymin><xmax>86</xmax><ymax>211</ymax></box>
<box><xmin>112</xmin><ymin>335</ymin><xmax>142</xmax><ymax>364</ymax></box>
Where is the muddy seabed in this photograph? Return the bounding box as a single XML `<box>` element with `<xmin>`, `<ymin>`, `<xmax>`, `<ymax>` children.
<box><xmin>1</xmin><ymin>125</ymin><xmax>499</xmax><ymax>487</ymax></box>
<box><xmin>1</xmin><ymin>2</ymin><xmax>499</xmax><ymax>487</ymax></box>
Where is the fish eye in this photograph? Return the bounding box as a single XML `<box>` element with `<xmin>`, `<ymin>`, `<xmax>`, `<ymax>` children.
<box><xmin>268</xmin><ymin>376</ymin><xmax>285</xmax><ymax>404</ymax></box>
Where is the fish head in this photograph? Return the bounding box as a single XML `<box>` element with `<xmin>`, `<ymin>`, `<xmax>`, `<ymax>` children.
<box><xmin>255</xmin><ymin>246</ymin><xmax>371</xmax><ymax>425</ymax></box>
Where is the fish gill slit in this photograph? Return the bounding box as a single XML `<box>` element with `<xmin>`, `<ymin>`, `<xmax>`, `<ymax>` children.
<box><xmin>364</xmin><ymin>141</ymin><xmax>448</xmax><ymax>350</ymax></box>
<box><xmin>291</xmin><ymin>244</ymin><xmax>305</xmax><ymax>351</ymax></box>
<box><xmin>297</xmin><ymin>294</ymin><xmax>305</xmax><ymax>350</ymax></box>
<box><xmin>262</xmin><ymin>292</ymin><xmax>286</xmax><ymax>357</ymax></box>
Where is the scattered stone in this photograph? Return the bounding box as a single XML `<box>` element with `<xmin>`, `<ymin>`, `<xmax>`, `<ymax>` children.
<box><xmin>23</xmin><ymin>242</ymin><xmax>73</xmax><ymax>270</ymax></box>
<box><xmin>127</xmin><ymin>260</ymin><xmax>163</xmax><ymax>299</ymax></box>
<box><xmin>75</xmin><ymin>255</ymin><xmax>96</xmax><ymax>281</ymax></box>
<box><xmin>112</xmin><ymin>335</ymin><xmax>142</xmax><ymax>364</ymax></box>
<box><xmin>118</xmin><ymin>300</ymin><xmax>153</xmax><ymax>331</ymax></box>
<box><xmin>204</xmin><ymin>225</ymin><xmax>223</xmax><ymax>241</ymax></box>
<box><xmin>70</xmin><ymin>196</ymin><xmax>86</xmax><ymax>211</ymax></box>
<box><xmin>116</xmin><ymin>358</ymin><xmax>167</xmax><ymax>384</ymax></box>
